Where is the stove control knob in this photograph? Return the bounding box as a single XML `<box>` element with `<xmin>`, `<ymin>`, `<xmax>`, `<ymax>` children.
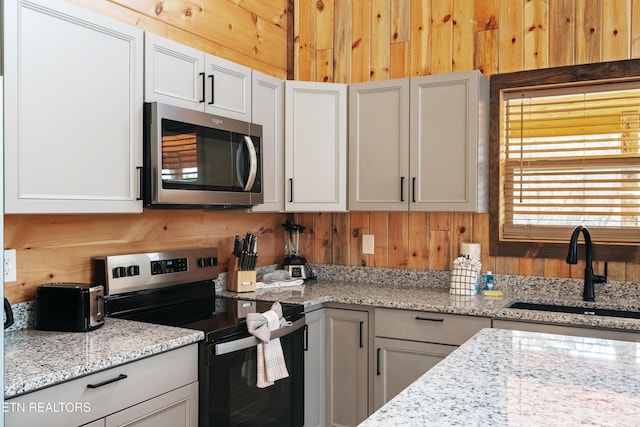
<box><xmin>127</xmin><ymin>265</ymin><xmax>140</xmax><ymax>276</ymax></box>
<box><xmin>112</xmin><ymin>266</ymin><xmax>127</xmax><ymax>278</ymax></box>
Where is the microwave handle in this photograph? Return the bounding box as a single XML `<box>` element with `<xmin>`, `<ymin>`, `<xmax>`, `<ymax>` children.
<box><xmin>242</xmin><ymin>135</ymin><xmax>258</xmax><ymax>191</ymax></box>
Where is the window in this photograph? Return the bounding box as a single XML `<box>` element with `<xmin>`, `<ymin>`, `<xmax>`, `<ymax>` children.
<box><xmin>490</xmin><ymin>59</ymin><xmax>640</xmax><ymax>262</ymax></box>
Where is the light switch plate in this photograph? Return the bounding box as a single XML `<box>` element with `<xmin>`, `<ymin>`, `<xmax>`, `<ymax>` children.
<box><xmin>4</xmin><ymin>249</ymin><xmax>17</xmax><ymax>283</ymax></box>
<box><xmin>362</xmin><ymin>234</ymin><xmax>375</xmax><ymax>255</ymax></box>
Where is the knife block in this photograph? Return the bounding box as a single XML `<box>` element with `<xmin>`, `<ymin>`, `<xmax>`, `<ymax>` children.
<box><xmin>227</xmin><ymin>258</ymin><xmax>256</xmax><ymax>292</ymax></box>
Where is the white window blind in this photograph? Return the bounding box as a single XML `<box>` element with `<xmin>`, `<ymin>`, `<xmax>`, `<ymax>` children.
<box><xmin>501</xmin><ymin>81</ymin><xmax>640</xmax><ymax>244</ymax></box>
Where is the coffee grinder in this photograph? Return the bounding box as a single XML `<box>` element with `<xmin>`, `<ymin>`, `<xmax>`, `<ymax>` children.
<box><xmin>282</xmin><ymin>220</ymin><xmax>311</xmax><ymax>279</ymax></box>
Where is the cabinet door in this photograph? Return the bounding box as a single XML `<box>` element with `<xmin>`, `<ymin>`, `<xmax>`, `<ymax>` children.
<box><xmin>4</xmin><ymin>0</ymin><xmax>143</xmax><ymax>213</ymax></box>
<box><xmin>144</xmin><ymin>32</ymin><xmax>205</xmax><ymax>110</ymax></box>
<box><xmin>251</xmin><ymin>71</ymin><xmax>284</xmax><ymax>212</ymax></box>
<box><xmin>349</xmin><ymin>79</ymin><xmax>410</xmax><ymax>211</ymax></box>
<box><xmin>106</xmin><ymin>382</ymin><xmax>198</xmax><ymax>427</ymax></box>
<box><xmin>304</xmin><ymin>308</ymin><xmax>325</xmax><ymax>427</ymax></box>
<box><xmin>203</xmin><ymin>54</ymin><xmax>252</xmax><ymax>122</ymax></box>
<box><xmin>373</xmin><ymin>338</ymin><xmax>454</xmax><ymax>410</ymax></box>
<box><xmin>409</xmin><ymin>70</ymin><xmax>489</xmax><ymax>212</ymax></box>
<box><xmin>285</xmin><ymin>81</ymin><xmax>348</xmax><ymax>212</ymax></box>
<box><xmin>325</xmin><ymin>308</ymin><xmax>369</xmax><ymax>427</ymax></box>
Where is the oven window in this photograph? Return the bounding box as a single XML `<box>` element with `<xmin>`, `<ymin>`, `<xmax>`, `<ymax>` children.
<box><xmin>203</xmin><ymin>327</ymin><xmax>304</xmax><ymax>427</ymax></box>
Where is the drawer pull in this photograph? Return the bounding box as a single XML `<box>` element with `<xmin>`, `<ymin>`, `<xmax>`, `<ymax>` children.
<box><xmin>376</xmin><ymin>348</ymin><xmax>381</xmax><ymax>375</ymax></box>
<box><xmin>87</xmin><ymin>374</ymin><xmax>128</xmax><ymax>389</ymax></box>
<box><xmin>415</xmin><ymin>316</ymin><xmax>444</xmax><ymax>323</ymax></box>
<box><xmin>359</xmin><ymin>321</ymin><xmax>364</xmax><ymax>348</ymax></box>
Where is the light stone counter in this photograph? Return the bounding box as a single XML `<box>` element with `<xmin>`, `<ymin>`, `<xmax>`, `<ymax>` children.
<box><xmin>219</xmin><ymin>267</ymin><xmax>640</xmax><ymax>332</ymax></box>
<box><xmin>359</xmin><ymin>328</ymin><xmax>640</xmax><ymax>426</ymax></box>
<box><xmin>4</xmin><ymin>318</ymin><xmax>203</xmax><ymax>398</ymax></box>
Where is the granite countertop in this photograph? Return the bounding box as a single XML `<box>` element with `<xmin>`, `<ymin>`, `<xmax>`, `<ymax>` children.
<box><xmin>4</xmin><ymin>318</ymin><xmax>203</xmax><ymax>399</ymax></box>
<box><xmin>219</xmin><ymin>274</ymin><xmax>640</xmax><ymax>332</ymax></box>
<box><xmin>359</xmin><ymin>328</ymin><xmax>640</xmax><ymax>426</ymax></box>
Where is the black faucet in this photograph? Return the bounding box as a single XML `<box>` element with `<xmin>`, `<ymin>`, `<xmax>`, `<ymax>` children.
<box><xmin>566</xmin><ymin>225</ymin><xmax>607</xmax><ymax>301</ymax></box>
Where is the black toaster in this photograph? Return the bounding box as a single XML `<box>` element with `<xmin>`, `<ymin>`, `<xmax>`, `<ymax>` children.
<box><xmin>35</xmin><ymin>283</ymin><xmax>105</xmax><ymax>332</ymax></box>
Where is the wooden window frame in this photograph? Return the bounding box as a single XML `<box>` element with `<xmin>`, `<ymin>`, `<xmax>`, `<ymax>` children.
<box><xmin>489</xmin><ymin>58</ymin><xmax>640</xmax><ymax>263</ymax></box>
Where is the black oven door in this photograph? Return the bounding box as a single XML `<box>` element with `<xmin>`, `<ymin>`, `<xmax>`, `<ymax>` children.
<box><xmin>201</xmin><ymin>316</ymin><xmax>305</xmax><ymax>427</ymax></box>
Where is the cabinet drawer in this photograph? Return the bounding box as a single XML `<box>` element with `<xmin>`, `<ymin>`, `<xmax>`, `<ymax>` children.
<box><xmin>6</xmin><ymin>344</ymin><xmax>198</xmax><ymax>427</ymax></box>
<box><xmin>375</xmin><ymin>308</ymin><xmax>490</xmax><ymax>345</ymax></box>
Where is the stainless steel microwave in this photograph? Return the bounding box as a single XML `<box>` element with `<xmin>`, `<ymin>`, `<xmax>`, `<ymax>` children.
<box><xmin>143</xmin><ymin>102</ymin><xmax>263</xmax><ymax>209</ymax></box>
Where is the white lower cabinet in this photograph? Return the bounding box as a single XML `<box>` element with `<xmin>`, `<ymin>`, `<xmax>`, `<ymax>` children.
<box><xmin>304</xmin><ymin>308</ymin><xmax>325</xmax><ymax>427</ymax></box>
<box><xmin>325</xmin><ymin>307</ymin><xmax>370</xmax><ymax>427</ymax></box>
<box><xmin>373</xmin><ymin>308</ymin><xmax>491</xmax><ymax>410</ymax></box>
<box><xmin>493</xmin><ymin>319</ymin><xmax>640</xmax><ymax>342</ymax></box>
<box><xmin>6</xmin><ymin>345</ymin><xmax>198</xmax><ymax>427</ymax></box>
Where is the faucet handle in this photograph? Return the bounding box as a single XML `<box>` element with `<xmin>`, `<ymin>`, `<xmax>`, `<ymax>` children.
<box><xmin>593</xmin><ymin>261</ymin><xmax>608</xmax><ymax>284</ymax></box>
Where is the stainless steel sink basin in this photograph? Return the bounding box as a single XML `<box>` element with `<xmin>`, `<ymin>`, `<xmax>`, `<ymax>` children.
<box><xmin>506</xmin><ymin>301</ymin><xmax>640</xmax><ymax>319</ymax></box>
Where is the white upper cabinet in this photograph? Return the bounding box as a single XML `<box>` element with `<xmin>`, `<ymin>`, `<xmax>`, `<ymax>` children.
<box><xmin>251</xmin><ymin>71</ymin><xmax>284</xmax><ymax>212</ymax></box>
<box><xmin>349</xmin><ymin>70</ymin><xmax>489</xmax><ymax>212</ymax></box>
<box><xmin>410</xmin><ymin>70</ymin><xmax>489</xmax><ymax>212</ymax></box>
<box><xmin>349</xmin><ymin>79</ymin><xmax>410</xmax><ymax>211</ymax></box>
<box><xmin>3</xmin><ymin>0</ymin><xmax>144</xmax><ymax>214</ymax></box>
<box><xmin>285</xmin><ymin>81</ymin><xmax>348</xmax><ymax>212</ymax></box>
<box><xmin>144</xmin><ymin>32</ymin><xmax>252</xmax><ymax>122</ymax></box>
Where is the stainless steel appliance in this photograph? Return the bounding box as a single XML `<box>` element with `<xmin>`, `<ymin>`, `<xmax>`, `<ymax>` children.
<box><xmin>94</xmin><ymin>248</ymin><xmax>305</xmax><ymax>427</ymax></box>
<box><xmin>34</xmin><ymin>283</ymin><xmax>105</xmax><ymax>332</ymax></box>
<box><xmin>282</xmin><ymin>220</ymin><xmax>315</xmax><ymax>280</ymax></box>
<box><xmin>143</xmin><ymin>102</ymin><xmax>263</xmax><ymax>209</ymax></box>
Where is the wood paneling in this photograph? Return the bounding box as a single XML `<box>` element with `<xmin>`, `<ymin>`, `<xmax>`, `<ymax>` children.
<box><xmin>7</xmin><ymin>0</ymin><xmax>640</xmax><ymax>303</ymax></box>
<box><xmin>292</xmin><ymin>0</ymin><xmax>640</xmax><ymax>284</ymax></box>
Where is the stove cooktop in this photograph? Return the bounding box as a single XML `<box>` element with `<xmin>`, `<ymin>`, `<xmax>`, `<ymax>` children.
<box><xmin>95</xmin><ymin>248</ymin><xmax>303</xmax><ymax>342</ymax></box>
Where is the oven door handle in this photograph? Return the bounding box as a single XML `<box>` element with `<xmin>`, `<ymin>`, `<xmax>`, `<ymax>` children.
<box><xmin>214</xmin><ymin>316</ymin><xmax>306</xmax><ymax>356</ymax></box>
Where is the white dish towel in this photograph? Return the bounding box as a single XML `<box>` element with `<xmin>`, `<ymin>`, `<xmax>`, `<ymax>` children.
<box><xmin>246</xmin><ymin>302</ymin><xmax>292</xmax><ymax>388</ymax></box>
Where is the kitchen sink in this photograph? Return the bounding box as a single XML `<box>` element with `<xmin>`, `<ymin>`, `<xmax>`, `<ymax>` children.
<box><xmin>506</xmin><ymin>301</ymin><xmax>640</xmax><ymax>319</ymax></box>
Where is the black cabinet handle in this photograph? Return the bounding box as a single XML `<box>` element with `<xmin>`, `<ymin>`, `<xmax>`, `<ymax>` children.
<box><xmin>289</xmin><ymin>178</ymin><xmax>293</xmax><ymax>203</ymax></box>
<box><xmin>400</xmin><ymin>176</ymin><xmax>405</xmax><ymax>202</ymax></box>
<box><xmin>87</xmin><ymin>374</ymin><xmax>127</xmax><ymax>389</ymax></box>
<box><xmin>208</xmin><ymin>75</ymin><xmax>215</xmax><ymax>105</ymax></box>
<box><xmin>136</xmin><ymin>166</ymin><xmax>143</xmax><ymax>201</ymax></box>
<box><xmin>359</xmin><ymin>321</ymin><xmax>364</xmax><ymax>348</ymax></box>
<box><xmin>199</xmin><ymin>72</ymin><xmax>205</xmax><ymax>103</ymax></box>
<box><xmin>303</xmin><ymin>324</ymin><xmax>309</xmax><ymax>351</ymax></box>
<box><xmin>415</xmin><ymin>316</ymin><xmax>444</xmax><ymax>322</ymax></box>
<box><xmin>412</xmin><ymin>177</ymin><xmax>416</xmax><ymax>203</ymax></box>
<box><xmin>376</xmin><ymin>347</ymin><xmax>381</xmax><ymax>375</ymax></box>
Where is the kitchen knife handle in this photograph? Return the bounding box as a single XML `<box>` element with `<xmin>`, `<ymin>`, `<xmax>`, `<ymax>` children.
<box><xmin>400</xmin><ymin>176</ymin><xmax>405</xmax><ymax>202</ymax></box>
<box><xmin>199</xmin><ymin>72</ymin><xmax>205</xmax><ymax>103</ymax></box>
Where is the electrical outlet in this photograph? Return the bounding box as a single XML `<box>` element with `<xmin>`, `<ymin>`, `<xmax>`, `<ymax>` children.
<box><xmin>362</xmin><ymin>234</ymin><xmax>375</xmax><ymax>255</ymax></box>
<box><xmin>4</xmin><ymin>249</ymin><xmax>17</xmax><ymax>283</ymax></box>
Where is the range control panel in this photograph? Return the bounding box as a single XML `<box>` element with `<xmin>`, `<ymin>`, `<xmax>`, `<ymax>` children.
<box><xmin>94</xmin><ymin>248</ymin><xmax>219</xmax><ymax>295</ymax></box>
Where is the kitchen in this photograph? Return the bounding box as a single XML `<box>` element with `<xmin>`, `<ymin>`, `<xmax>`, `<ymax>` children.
<box><xmin>3</xmin><ymin>0</ymin><xmax>640</xmax><ymax>426</ymax></box>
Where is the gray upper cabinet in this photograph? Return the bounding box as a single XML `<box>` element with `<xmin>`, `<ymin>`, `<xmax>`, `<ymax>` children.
<box><xmin>348</xmin><ymin>79</ymin><xmax>410</xmax><ymax>211</ymax></box>
<box><xmin>349</xmin><ymin>70</ymin><xmax>489</xmax><ymax>212</ymax></box>
<box><xmin>144</xmin><ymin>32</ymin><xmax>252</xmax><ymax>122</ymax></box>
<box><xmin>3</xmin><ymin>0</ymin><xmax>143</xmax><ymax>214</ymax></box>
<box><xmin>250</xmin><ymin>71</ymin><xmax>285</xmax><ymax>212</ymax></box>
<box><xmin>285</xmin><ymin>80</ymin><xmax>348</xmax><ymax>212</ymax></box>
<box><xmin>410</xmin><ymin>71</ymin><xmax>489</xmax><ymax>212</ymax></box>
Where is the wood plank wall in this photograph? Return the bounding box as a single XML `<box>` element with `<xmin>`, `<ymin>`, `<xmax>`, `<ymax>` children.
<box><xmin>5</xmin><ymin>0</ymin><xmax>640</xmax><ymax>303</ymax></box>
<box><xmin>291</xmin><ymin>0</ymin><xmax>640</xmax><ymax>284</ymax></box>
